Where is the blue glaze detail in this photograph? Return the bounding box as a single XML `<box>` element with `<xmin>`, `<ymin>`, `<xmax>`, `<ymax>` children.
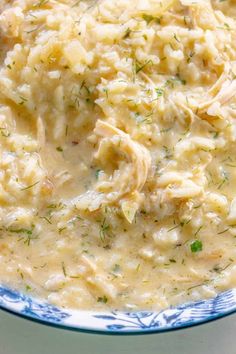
<box><xmin>0</xmin><ymin>286</ymin><xmax>69</xmax><ymax>323</ymax></box>
<box><xmin>0</xmin><ymin>285</ymin><xmax>235</xmax><ymax>334</ymax></box>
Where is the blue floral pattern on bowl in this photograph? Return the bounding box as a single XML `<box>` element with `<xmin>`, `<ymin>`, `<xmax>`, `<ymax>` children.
<box><xmin>0</xmin><ymin>285</ymin><xmax>235</xmax><ymax>334</ymax></box>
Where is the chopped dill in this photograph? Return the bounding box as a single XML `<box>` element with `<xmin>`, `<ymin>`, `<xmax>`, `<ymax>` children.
<box><xmin>99</xmin><ymin>218</ymin><xmax>110</xmax><ymax>241</ymax></box>
<box><xmin>21</xmin><ymin>181</ymin><xmax>40</xmax><ymax>191</ymax></box>
<box><xmin>135</xmin><ymin>59</ymin><xmax>152</xmax><ymax>74</ymax></box>
<box><xmin>97</xmin><ymin>295</ymin><xmax>108</xmax><ymax>303</ymax></box>
<box><xmin>62</xmin><ymin>262</ymin><xmax>67</xmax><ymax>277</ymax></box>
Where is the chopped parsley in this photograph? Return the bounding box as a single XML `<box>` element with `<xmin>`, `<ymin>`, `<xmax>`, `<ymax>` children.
<box><xmin>190</xmin><ymin>240</ymin><xmax>203</xmax><ymax>253</ymax></box>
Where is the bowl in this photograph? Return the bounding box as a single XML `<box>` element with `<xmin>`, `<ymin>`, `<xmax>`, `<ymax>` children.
<box><xmin>0</xmin><ymin>285</ymin><xmax>236</xmax><ymax>334</ymax></box>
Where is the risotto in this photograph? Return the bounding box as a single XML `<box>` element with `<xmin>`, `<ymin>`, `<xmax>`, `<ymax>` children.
<box><xmin>0</xmin><ymin>0</ymin><xmax>236</xmax><ymax>311</ymax></box>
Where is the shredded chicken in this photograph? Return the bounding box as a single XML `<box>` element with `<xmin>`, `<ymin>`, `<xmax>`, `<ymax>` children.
<box><xmin>1</xmin><ymin>0</ymin><xmax>236</xmax><ymax>312</ymax></box>
<box><xmin>75</xmin><ymin>120</ymin><xmax>151</xmax><ymax>221</ymax></box>
<box><xmin>194</xmin><ymin>62</ymin><xmax>236</xmax><ymax>118</ymax></box>
<box><xmin>95</xmin><ymin>120</ymin><xmax>151</xmax><ymax>195</ymax></box>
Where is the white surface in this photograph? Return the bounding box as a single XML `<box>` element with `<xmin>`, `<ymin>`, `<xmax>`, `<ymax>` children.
<box><xmin>0</xmin><ymin>311</ymin><xmax>235</xmax><ymax>354</ymax></box>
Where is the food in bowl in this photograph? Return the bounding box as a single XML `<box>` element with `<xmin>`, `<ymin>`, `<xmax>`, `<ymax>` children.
<box><xmin>0</xmin><ymin>0</ymin><xmax>236</xmax><ymax>312</ymax></box>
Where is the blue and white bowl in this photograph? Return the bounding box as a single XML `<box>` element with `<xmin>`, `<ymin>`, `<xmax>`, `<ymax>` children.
<box><xmin>0</xmin><ymin>286</ymin><xmax>236</xmax><ymax>334</ymax></box>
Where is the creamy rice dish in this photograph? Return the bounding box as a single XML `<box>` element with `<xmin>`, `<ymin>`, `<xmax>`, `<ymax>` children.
<box><xmin>0</xmin><ymin>0</ymin><xmax>236</xmax><ymax>311</ymax></box>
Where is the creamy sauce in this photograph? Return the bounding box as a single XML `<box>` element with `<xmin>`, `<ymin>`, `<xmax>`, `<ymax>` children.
<box><xmin>0</xmin><ymin>0</ymin><xmax>236</xmax><ymax>311</ymax></box>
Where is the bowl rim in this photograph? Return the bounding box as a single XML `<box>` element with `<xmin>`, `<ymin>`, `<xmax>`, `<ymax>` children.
<box><xmin>0</xmin><ymin>298</ymin><xmax>236</xmax><ymax>335</ymax></box>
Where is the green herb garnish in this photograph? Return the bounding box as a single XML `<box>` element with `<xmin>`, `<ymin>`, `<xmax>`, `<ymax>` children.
<box><xmin>123</xmin><ymin>28</ymin><xmax>131</xmax><ymax>39</ymax></box>
<box><xmin>25</xmin><ymin>284</ymin><xmax>32</xmax><ymax>291</ymax></box>
<box><xmin>142</xmin><ymin>14</ymin><xmax>161</xmax><ymax>24</ymax></box>
<box><xmin>190</xmin><ymin>240</ymin><xmax>203</xmax><ymax>253</ymax></box>
<box><xmin>97</xmin><ymin>295</ymin><xmax>108</xmax><ymax>303</ymax></box>
<box><xmin>95</xmin><ymin>169</ymin><xmax>101</xmax><ymax>179</ymax></box>
<box><xmin>62</xmin><ymin>262</ymin><xmax>67</xmax><ymax>277</ymax></box>
<box><xmin>173</xmin><ymin>33</ymin><xmax>180</xmax><ymax>43</ymax></box>
<box><xmin>135</xmin><ymin>59</ymin><xmax>152</xmax><ymax>74</ymax></box>
<box><xmin>99</xmin><ymin>218</ymin><xmax>110</xmax><ymax>241</ymax></box>
<box><xmin>21</xmin><ymin>181</ymin><xmax>40</xmax><ymax>191</ymax></box>
<box><xmin>155</xmin><ymin>88</ymin><xmax>164</xmax><ymax>98</ymax></box>
<box><xmin>112</xmin><ymin>264</ymin><xmax>121</xmax><ymax>273</ymax></box>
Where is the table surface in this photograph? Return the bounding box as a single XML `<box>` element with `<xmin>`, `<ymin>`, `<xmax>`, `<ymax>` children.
<box><xmin>0</xmin><ymin>310</ymin><xmax>235</xmax><ymax>354</ymax></box>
